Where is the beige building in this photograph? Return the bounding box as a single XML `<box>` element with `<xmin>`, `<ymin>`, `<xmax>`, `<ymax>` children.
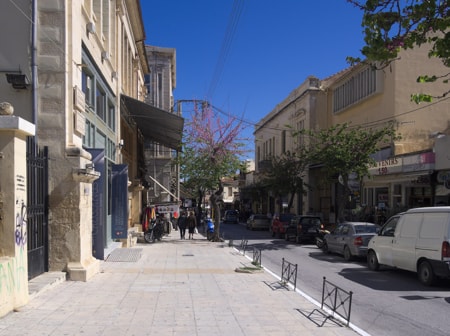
<box><xmin>254</xmin><ymin>76</ymin><xmax>328</xmax><ymax>216</ymax></box>
<box><xmin>326</xmin><ymin>44</ymin><xmax>450</xmax><ymax>218</ymax></box>
<box><xmin>143</xmin><ymin>46</ymin><xmax>180</xmax><ymax>207</ymax></box>
<box><xmin>253</xmin><ymin>44</ymin><xmax>450</xmax><ymax>224</ymax></box>
<box><xmin>0</xmin><ymin>0</ymin><xmax>183</xmax><ymax>317</ymax></box>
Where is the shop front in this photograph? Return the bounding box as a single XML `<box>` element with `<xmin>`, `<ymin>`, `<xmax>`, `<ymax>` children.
<box><xmin>364</xmin><ymin>152</ymin><xmax>435</xmax><ymax>218</ymax></box>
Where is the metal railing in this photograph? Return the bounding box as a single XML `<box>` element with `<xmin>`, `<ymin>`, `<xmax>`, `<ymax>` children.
<box><xmin>239</xmin><ymin>239</ymin><xmax>248</xmax><ymax>255</ymax></box>
<box><xmin>252</xmin><ymin>247</ymin><xmax>261</xmax><ymax>266</ymax></box>
<box><xmin>319</xmin><ymin>276</ymin><xmax>353</xmax><ymax>326</ymax></box>
<box><xmin>280</xmin><ymin>258</ymin><xmax>297</xmax><ymax>290</ymax></box>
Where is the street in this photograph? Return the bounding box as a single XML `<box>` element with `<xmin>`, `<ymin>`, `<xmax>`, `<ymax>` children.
<box><xmin>219</xmin><ymin>221</ymin><xmax>450</xmax><ymax>336</ymax></box>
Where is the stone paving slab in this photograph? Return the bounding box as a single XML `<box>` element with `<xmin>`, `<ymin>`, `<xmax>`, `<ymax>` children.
<box><xmin>0</xmin><ymin>233</ymin><xmax>362</xmax><ymax>336</ymax></box>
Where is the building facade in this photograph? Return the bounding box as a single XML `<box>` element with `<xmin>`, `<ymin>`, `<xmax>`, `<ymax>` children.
<box><xmin>0</xmin><ymin>0</ymin><xmax>183</xmax><ymax>317</ymax></box>
<box><xmin>253</xmin><ymin>44</ymin><xmax>450</xmax><ymax>224</ymax></box>
<box><xmin>253</xmin><ymin>76</ymin><xmax>328</xmax><ymax>217</ymax></box>
<box><xmin>143</xmin><ymin>46</ymin><xmax>180</xmax><ymax>207</ymax></box>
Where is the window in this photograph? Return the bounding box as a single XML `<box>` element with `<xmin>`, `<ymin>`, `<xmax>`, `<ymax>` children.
<box><xmin>296</xmin><ymin>119</ymin><xmax>305</xmax><ymax>147</ymax></box>
<box><xmin>281</xmin><ymin>130</ymin><xmax>286</xmax><ymax>154</ymax></box>
<box><xmin>82</xmin><ymin>70</ymin><xmax>94</xmax><ymax>109</ymax></box>
<box><xmin>107</xmin><ymin>101</ymin><xmax>115</xmax><ymax>130</ymax></box>
<box><xmin>96</xmin><ymin>85</ymin><xmax>106</xmax><ymax>122</ymax></box>
<box><xmin>333</xmin><ymin>66</ymin><xmax>380</xmax><ymax>113</ymax></box>
<box><xmin>157</xmin><ymin>73</ymin><xmax>163</xmax><ymax>109</ymax></box>
<box><xmin>380</xmin><ymin>216</ymin><xmax>399</xmax><ymax>236</ymax></box>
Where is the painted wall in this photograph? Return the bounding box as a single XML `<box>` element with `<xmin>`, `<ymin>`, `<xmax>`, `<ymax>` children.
<box><xmin>0</xmin><ymin>116</ymin><xmax>35</xmax><ymax>318</ymax></box>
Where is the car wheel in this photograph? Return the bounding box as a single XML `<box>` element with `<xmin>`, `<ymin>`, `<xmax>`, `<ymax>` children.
<box><xmin>322</xmin><ymin>241</ymin><xmax>329</xmax><ymax>253</ymax></box>
<box><xmin>343</xmin><ymin>246</ymin><xmax>353</xmax><ymax>261</ymax></box>
<box><xmin>367</xmin><ymin>250</ymin><xmax>380</xmax><ymax>271</ymax></box>
<box><xmin>418</xmin><ymin>260</ymin><xmax>435</xmax><ymax>286</ymax></box>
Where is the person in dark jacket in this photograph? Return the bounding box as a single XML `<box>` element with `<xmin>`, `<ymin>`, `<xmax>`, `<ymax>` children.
<box><xmin>177</xmin><ymin>211</ymin><xmax>187</xmax><ymax>239</ymax></box>
<box><xmin>187</xmin><ymin>211</ymin><xmax>197</xmax><ymax>240</ymax></box>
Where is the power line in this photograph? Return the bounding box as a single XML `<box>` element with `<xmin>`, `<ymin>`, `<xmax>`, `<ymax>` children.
<box><xmin>207</xmin><ymin>0</ymin><xmax>245</xmax><ymax>99</ymax></box>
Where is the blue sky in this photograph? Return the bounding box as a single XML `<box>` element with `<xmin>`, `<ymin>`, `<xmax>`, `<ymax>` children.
<box><xmin>140</xmin><ymin>1</ymin><xmax>366</xmax><ymax>153</ymax></box>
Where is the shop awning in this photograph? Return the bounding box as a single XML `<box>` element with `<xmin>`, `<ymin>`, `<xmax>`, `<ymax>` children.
<box><xmin>120</xmin><ymin>94</ymin><xmax>184</xmax><ymax>151</ymax></box>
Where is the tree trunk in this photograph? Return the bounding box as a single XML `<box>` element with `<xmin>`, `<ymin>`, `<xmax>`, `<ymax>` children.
<box><xmin>209</xmin><ymin>180</ymin><xmax>224</xmax><ymax>241</ymax></box>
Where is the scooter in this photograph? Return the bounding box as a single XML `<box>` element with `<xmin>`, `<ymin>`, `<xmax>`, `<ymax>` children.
<box><xmin>205</xmin><ymin>218</ymin><xmax>214</xmax><ymax>241</ymax></box>
<box><xmin>315</xmin><ymin>227</ymin><xmax>330</xmax><ymax>249</ymax></box>
<box><xmin>144</xmin><ymin>219</ymin><xmax>164</xmax><ymax>243</ymax></box>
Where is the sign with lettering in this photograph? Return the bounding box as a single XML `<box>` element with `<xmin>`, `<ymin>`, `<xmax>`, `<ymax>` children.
<box><xmin>368</xmin><ymin>157</ymin><xmax>402</xmax><ymax>175</ymax></box>
<box><xmin>154</xmin><ymin>203</ymin><xmax>180</xmax><ymax>218</ymax></box>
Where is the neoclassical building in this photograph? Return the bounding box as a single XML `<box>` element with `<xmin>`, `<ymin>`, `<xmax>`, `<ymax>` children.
<box><xmin>0</xmin><ymin>0</ymin><xmax>183</xmax><ymax>317</ymax></box>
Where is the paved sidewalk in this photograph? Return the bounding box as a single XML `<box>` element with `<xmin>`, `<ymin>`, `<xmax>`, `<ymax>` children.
<box><xmin>0</xmin><ymin>233</ymin><xmax>362</xmax><ymax>336</ymax></box>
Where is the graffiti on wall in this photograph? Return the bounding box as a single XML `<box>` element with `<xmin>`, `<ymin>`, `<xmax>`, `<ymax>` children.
<box><xmin>0</xmin><ymin>248</ymin><xmax>26</xmax><ymax>296</ymax></box>
<box><xmin>15</xmin><ymin>200</ymin><xmax>27</xmax><ymax>247</ymax></box>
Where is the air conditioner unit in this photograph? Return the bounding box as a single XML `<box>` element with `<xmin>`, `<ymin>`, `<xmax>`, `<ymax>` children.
<box><xmin>86</xmin><ymin>22</ymin><xmax>96</xmax><ymax>34</ymax></box>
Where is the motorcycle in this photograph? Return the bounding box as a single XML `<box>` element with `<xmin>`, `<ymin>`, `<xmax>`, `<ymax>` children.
<box><xmin>144</xmin><ymin>219</ymin><xmax>164</xmax><ymax>243</ymax></box>
<box><xmin>205</xmin><ymin>218</ymin><xmax>214</xmax><ymax>241</ymax></box>
<box><xmin>315</xmin><ymin>228</ymin><xmax>330</xmax><ymax>249</ymax></box>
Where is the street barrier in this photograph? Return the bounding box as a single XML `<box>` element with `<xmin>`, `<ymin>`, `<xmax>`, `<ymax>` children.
<box><xmin>309</xmin><ymin>276</ymin><xmax>353</xmax><ymax>326</ymax></box>
<box><xmin>252</xmin><ymin>247</ymin><xmax>261</xmax><ymax>266</ymax></box>
<box><xmin>280</xmin><ymin>258</ymin><xmax>297</xmax><ymax>290</ymax></box>
<box><xmin>239</xmin><ymin>239</ymin><xmax>248</xmax><ymax>255</ymax></box>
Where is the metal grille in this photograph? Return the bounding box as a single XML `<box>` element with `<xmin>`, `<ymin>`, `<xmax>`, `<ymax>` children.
<box><xmin>26</xmin><ymin>136</ymin><xmax>49</xmax><ymax>280</ymax></box>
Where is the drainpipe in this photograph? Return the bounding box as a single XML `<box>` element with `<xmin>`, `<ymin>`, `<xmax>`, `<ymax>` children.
<box><xmin>32</xmin><ymin>0</ymin><xmax>38</xmax><ymax>133</ymax></box>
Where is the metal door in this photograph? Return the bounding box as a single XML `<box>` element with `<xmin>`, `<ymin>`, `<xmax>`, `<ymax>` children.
<box><xmin>26</xmin><ymin>137</ymin><xmax>49</xmax><ymax>280</ymax></box>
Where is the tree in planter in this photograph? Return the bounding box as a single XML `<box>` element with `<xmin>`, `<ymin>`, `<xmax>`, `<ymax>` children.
<box><xmin>347</xmin><ymin>0</ymin><xmax>450</xmax><ymax>103</ymax></box>
<box><xmin>179</xmin><ymin>102</ymin><xmax>247</xmax><ymax>241</ymax></box>
<box><xmin>301</xmin><ymin>122</ymin><xmax>399</xmax><ymax>221</ymax></box>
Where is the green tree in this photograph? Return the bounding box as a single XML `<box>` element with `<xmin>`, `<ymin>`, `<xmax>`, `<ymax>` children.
<box><xmin>303</xmin><ymin>122</ymin><xmax>399</xmax><ymax>220</ymax></box>
<box><xmin>261</xmin><ymin>150</ymin><xmax>309</xmax><ymax>214</ymax></box>
<box><xmin>347</xmin><ymin>0</ymin><xmax>450</xmax><ymax>102</ymax></box>
<box><xmin>179</xmin><ymin>102</ymin><xmax>247</xmax><ymax>240</ymax></box>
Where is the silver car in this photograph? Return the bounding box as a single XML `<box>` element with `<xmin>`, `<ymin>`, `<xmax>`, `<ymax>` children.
<box><xmin>246</xmin><ymin>214</ymin><xmax>271</xmax><ymax>231</ymax></box>
<box><xmin>323</xmin><ymin>222</ymin><xmax>379</xmax><ymax>261</ymax></box>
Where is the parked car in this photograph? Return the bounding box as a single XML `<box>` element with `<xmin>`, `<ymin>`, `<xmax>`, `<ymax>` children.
<box><xmin>223</xmin><ymin>210</ymin><xmax>239</xmax><ymax>224</ymax></box>
<box><xmin>367</xmin><ymin>207</ymin><xmax>450</xmax><ymax>286</ymax></box>
<box><xmin>271</xmin><ymin>213</ymin><xmax>296</xmax><ymax>238</ymax></box>
<box><xmin>284</xmin><ymin>215</ymin><xmax>323</xmax><ymax>243</ymax></box>
<box><xmin>323</xmin><ymin>222</ymin><xmax>379</xmax><ymax>261</ymax></box>
<box><xmin>246</xmin><ymin>214</ymin><xmax>271</xmax><ymax>231</ymax></box>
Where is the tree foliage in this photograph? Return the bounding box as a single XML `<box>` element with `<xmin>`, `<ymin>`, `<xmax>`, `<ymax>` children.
<box><xmin>261</xmin><ymin>150</ymin><xmax>309</xmax><ymax>213</ymax></box>
<box><xmin>179</xmin><ymin>102</ymin><xmax>247</xmax><ymax>240</ymax></box>
<box><xmin>347</xmin><ymin>0</ymin><xmax>450</xmax><ymax>102</ymax></box>
<box><xmin>303</xmin><ymin>122</ymin><xmax>399</xmax><ymax>219</ymax></box>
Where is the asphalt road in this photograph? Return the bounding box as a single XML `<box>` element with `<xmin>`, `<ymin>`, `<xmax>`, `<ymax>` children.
<box><xmin>218</xmin><ymin>221</ymin><xmax>450</xmax><ymax>336</ymax></box>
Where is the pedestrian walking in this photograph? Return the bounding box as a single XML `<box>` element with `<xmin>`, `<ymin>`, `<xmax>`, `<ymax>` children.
<box><xmin>177</xmin><ymin>211</ymin><xmax>187</xmax><ymax>239</ymax></box>
<box><xmin>187</xmin><ymin>211</ymin><xmax>197</xmax><ymax>240</ymax></box>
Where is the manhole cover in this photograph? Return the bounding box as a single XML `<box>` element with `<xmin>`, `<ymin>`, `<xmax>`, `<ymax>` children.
<box><xmin>106</xmin><ymin>248</ymin><xmax>142</xmax><ymax>262</ymax></box>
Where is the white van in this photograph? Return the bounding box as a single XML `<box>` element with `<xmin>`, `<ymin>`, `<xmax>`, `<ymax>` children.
<box><xmin>367</xmin><ymin>206</ymin><xmax>450</xmax><ymax>285</ymax></box>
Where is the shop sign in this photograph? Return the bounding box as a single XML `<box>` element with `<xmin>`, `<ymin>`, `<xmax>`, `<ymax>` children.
<box><xmin>154</xmin><ymin>203</ymin><xmax>180</xmax><ymax>218</ymax></box>
<box><xmin>402</xmin><ymin>152</ymin><xmax>435</xmax><ymax>173</ymax></box>
<box><xmin>368</xmin><ymin>157</ymin><xmax>402</xmax><ymax>175</ymax></box>
<box><xmin>437</xmin><ymin>171</ymin><xmax>450</xmax><ymax>184</ymax></box>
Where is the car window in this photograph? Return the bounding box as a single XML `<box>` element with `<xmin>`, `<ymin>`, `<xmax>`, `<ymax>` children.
<box><xmin>355</xmin><ymin>225</ymin><xmax>378</xmax><ymax>234</ymax></box>
<box><xmin>279</xmin><ymin>214</ymin><xmax>294</xmax><ymax>222</ymax></box>
<box><xmin>380</xmin><ymin>216</ymin><xmax>399</xmax><ymax>237</ymax></box>
<box><xmin>341</xmin><ymin>225</ymin><xmax>350</xmax><ymax>235</ymax></box>
<box><xmin>333</xmin><ymin>225</ymin><xmax>343</xmax><ymax>235</ymax></box>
